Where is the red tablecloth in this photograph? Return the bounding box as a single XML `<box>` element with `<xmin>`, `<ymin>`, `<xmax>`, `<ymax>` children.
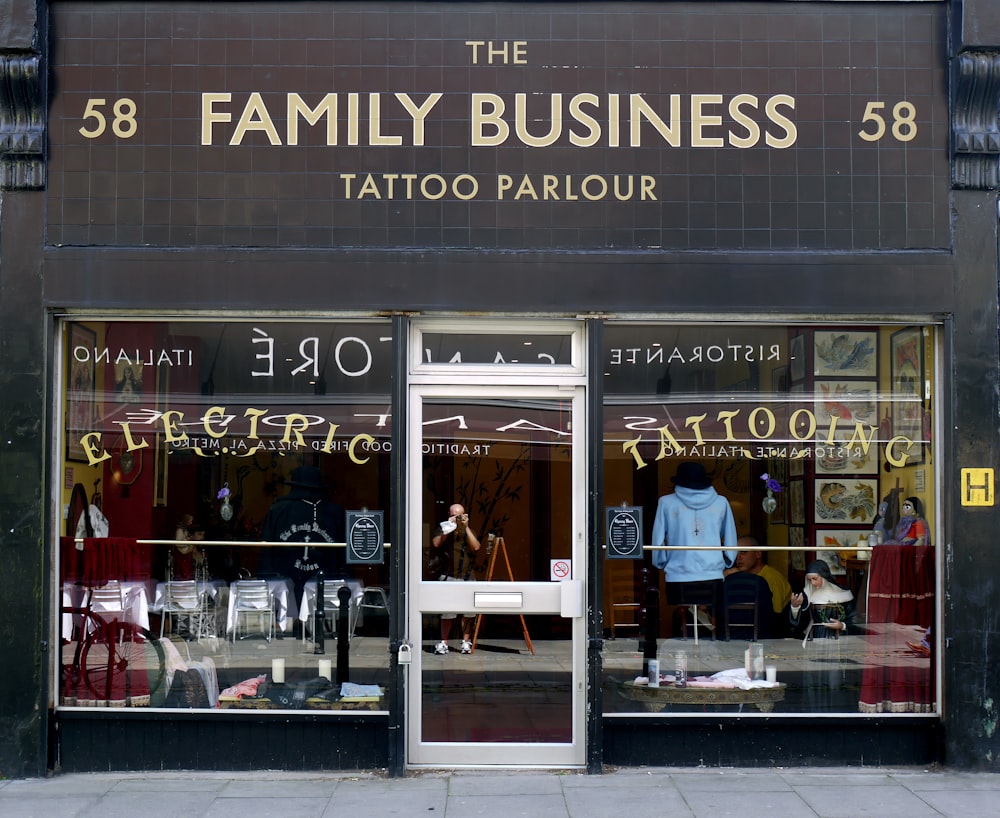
<box><xmin>866</xmin><ymin>545</ymin><xmax>935</xmax><ymax>627</ymax></box>
<box><xmin>60</xmin><ymin>536</ymin><xmax>149</xmax><ymax>585</ymax></box>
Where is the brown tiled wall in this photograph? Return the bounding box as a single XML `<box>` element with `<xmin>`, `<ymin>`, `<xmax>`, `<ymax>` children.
<box><xmin>46</xmin><ymin>2</ymin><xmax>949</xmax><ymax>251</ymax></box>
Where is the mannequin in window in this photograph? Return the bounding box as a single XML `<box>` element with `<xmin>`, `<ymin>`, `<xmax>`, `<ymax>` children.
<box><xmin>261</xmin><ymin>466</ymin><xmax>346</xmax><ymax>599</ymax></box>
<box><xmin>651</xmin><ymin>461</ymin><xmax>738</xmax><ymax>636</ymax></box>
<box><xmin>789</xmin><ymin>559</ymin><xmax>858</xmax><ymax>640</ymax></box>
<box><xmin>789</xmin><ymin>559</ymin><xmax>859</xmax><ymax>710</ymax></box>
<box><xmin>885</xmin><ymin>496</ymin><xmax>929</xmax><ymax>545</ymax></box>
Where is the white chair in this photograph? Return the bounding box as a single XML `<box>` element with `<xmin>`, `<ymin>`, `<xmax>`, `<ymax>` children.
<box><xmin>86</xmin><ymin>581</ymin><xmax>126</xmax><ymax>645</ymax></box>
<box><xmin>89</xmin><ymin>581</ymin><xmax>124</xmax><ymax>619</ymax></box>
<box><xmin>231</xmin><ymin>580</ymin><xmax>274</xmax><ymax>642</ymax></box>
<box><xmin>312</xmin><ymin>580</ymin><xmax>359</xmax><ymax>641</ymax></box>
<box><xmin>159</xmin><ymin>580</ymin><xmax>202</xmax><ymax>639</ymax></box>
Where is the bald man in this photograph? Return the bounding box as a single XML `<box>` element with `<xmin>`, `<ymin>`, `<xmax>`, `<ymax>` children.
<box><xmin>726</xmin><ymin>536</ymin><xmax>793</xmax><ymax>635</ymax></box>
<box><xmin>429</xmin><ymin>503</ymin><xmax>481</xmax><ymax>655</ymax></box>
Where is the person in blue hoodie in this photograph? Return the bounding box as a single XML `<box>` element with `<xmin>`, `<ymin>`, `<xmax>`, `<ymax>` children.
<box><xmin>651</xmin><ymin>461</ymin><xmax>738</xmax><ymax>638</ymax></box>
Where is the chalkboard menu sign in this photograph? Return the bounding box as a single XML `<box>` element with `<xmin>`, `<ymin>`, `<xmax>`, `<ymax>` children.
<box><xmin>606</xmin><ymin>506</ymin><xmax>643</xmax><ymax>560</ymax></box>
<box><xmin>346</xmin><ymin>510</ymin><xmax>385</xmax><ymax>565</ymax></box>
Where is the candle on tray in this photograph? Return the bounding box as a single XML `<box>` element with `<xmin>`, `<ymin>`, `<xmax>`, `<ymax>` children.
<box><xmin>271</xmin><ymin>658</ymin><xmax>285</xmax><ymax>684</ymax></box>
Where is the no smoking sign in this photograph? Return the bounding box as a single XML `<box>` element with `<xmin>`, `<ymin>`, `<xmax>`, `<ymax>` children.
<box><xmin>550</xmin><ymin>559</ymin><xmax>571</xmax><ymax>581</ymax></box>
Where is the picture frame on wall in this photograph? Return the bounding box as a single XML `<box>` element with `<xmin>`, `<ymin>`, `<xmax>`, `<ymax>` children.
<box><xmin>790</xmin><ymin>548</ymin><xmax>807</xmax><ymax>572</ymax></box>
<box><xmin>814</xmin><ymin>428</ymin><xmax>879</xmax><ymax>475</ymax></box>
<box><xmin>66</xmin><ymin>323</ymin><xmax>96</xmax><ymax>462</ymax></box>
<box><xmin>890</xmin><ymin>326</ymin><xmax>926</xmax><ymax>465</ymax></box>
<box><xmin>789</xmin><ymin>479</ymin><xmax>805</xmax><ymax>525</ymax></box>
<box><xmin>789</xmin><ymin>526</ymin><xmax>807</xmax><ymax>571</ymax></box>
<box><xmin>815</xmin><ymin>529</ymin><xmax>867</xmax><ymax>575</ymax></box>
<box><xmin>771</xmin><ymin>365</ymin><xmax>789</xmax><ymax>394</ymax></box>
<box><xmin>789</xmin><ymin>334</ymin><xmax>806</xmax><ymax>382</ymax></box>
<box><xmin>814</xmin><ymin>477</ymin><xmax>878</xmax><ymax>525</ymax></box>
<box><xmin>789</xmin><ymin>453</ymin><xmax>805</xmax><ymax>477</ymax></box>
<box><xmin>814</xmin><ymin>380</ymin><xmax>878</xmax><ymax>427</ymax></box>
<box><xmin>814</xmin><ymin>548</ymin><xmax>849</xmax><ymax>575</ymax></box>
<box><xmin>767</xmin><ymin>459</ymin><xmax>789</xmax><ymax>525</ymax></box>
<box><xmin>813</xmin><ymin>330</ymin><xmax>878</xmax><ymax>378</ymax></box>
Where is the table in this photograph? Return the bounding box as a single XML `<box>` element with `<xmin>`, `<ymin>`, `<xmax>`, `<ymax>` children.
<box><xmin>150</xmin><ymin>579</ymin><xmax>227</xmax><ymax>613</ymax></box>
<box><xmin>62</xmin><ymin>580</ymin><xmax>155</xmax><ymax>635</ymax></box>
<box><xmin>299</xmin><ymin>578</ymin><xmax>364</xmax><ymax>640</ymax></box>
<box><xmin>225</xmin><ymin>577</ymin><xmax>298</xmax><ymax>635</ymax></box>
<box><xmin>218</xmin><ymin>696</ymin><xmax>381</xmax><ymax>711</ymax></box>
<box><xmin>619</xmin><ymin>680</ymin><xmax>786</xmax><ymax>713</ymax></box>
<box><xmin>152</xmin><ymin>579</ymin><xmax>228</xmax><ymax>638</ymax></box>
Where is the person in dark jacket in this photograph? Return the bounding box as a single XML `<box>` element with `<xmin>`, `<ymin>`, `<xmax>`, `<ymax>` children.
<box><xmin>261</xmin><ymin>466</ymin><xmax>345</xmax><ymax>599</ymax></box>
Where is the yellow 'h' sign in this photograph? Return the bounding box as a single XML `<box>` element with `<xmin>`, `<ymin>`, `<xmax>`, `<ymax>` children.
<box><xmin>961</xmin><ymin>468</ymin><xmax>995</xmax><ymax>506</ymax></box>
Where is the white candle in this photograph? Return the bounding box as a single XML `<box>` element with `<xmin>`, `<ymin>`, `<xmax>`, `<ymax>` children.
<box><xmin>766</xmin><ymin>665</ymin><xmax>778</xmax><ymax>683</ymax></box>
<box><xmin>318</xmin><ymin>659</ymin><xmax>332</xmax><ymax>681</ymax></box>
<box><xmin>271</xmin><ymin>658</ymin><xmax>285</xmax><ymax>684</ymax></box>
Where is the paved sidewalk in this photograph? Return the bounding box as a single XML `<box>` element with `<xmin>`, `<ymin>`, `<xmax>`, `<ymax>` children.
<box><xmin>2</xmin><ymin>766</ymin><xmax>1000</xmax><ymax>818</ymax></box>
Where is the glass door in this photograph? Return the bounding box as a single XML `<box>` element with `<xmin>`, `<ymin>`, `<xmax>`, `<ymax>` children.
<box><xmin>406</xmin><ymin>385</ymin><xmax>586</xmax><ymax>768</ymax></box>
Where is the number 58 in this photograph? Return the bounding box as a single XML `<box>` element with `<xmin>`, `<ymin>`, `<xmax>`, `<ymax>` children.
<box><xmin>858</xmin><ymin>101</ymin><xmax>917</xmax><ymax>142</ymax></box>
<box><xmin>78</xmin><ymin>98</ymin><xmax>138</xmax><ymax>139</ymax></box>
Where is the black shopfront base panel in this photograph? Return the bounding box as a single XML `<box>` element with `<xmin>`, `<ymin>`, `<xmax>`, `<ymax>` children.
<box><xmin>55</xmin><ymin>712</ymin><xmax>938</xmax><ymax>771</ymax></box>
<box><xmin>603</xmin><ymin>718</ymin><xmax>942</xmax><ymax>768</ymax></box>
<box><xmin>54</xmin><ymin>712</ymin><xmax>389</xmax><ymax>773</ymax></box>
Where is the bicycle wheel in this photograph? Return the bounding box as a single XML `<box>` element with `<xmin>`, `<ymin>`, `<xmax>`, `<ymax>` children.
<box><xmin>79</xmin><ymin>618</ymin><xmax>166</xmax><ymax>706</ymax></box>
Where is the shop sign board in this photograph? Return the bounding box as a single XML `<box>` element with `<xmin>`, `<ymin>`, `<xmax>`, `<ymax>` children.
<box><xmin>47</xmin><ymin>2</ymin><xmax>948</xmax><ymax>252</ymax></box>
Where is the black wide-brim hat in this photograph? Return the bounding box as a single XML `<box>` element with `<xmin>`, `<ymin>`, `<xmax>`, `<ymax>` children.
<box><xmin>671</xmin><ymin>461</ymin><xmax>713</xmax><ymax>490</ymax></box>
<box><xmin>287</xmin><ymin>466</ymin><xmax>326</xmax><ymax>490</ymax></box>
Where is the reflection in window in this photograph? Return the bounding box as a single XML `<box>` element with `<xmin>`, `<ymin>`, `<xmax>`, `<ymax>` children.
<box><xmin>601</xmin><ymin>323</ymin><xmax>937</xmax><ymax>717</ymax></box>
<box><xmin>58</xmin><ymin>320</ymin><xmax>392</xmax><ymax>712</ymax></box>
<box><xmin>418</xmin><ymin>398</ymin><xmax>575</xmax><ymax>743</ymax></box>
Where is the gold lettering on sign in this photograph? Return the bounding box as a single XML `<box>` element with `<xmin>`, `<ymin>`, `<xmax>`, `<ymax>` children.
<box><xmin>465</xmin><ymin>41</ymin><xmax>528</xmax><ymax>64</ymax></box>
<box><xmin>619</xmin><ymin>411</ymin><xmax>916</xmax><ymax>471</ymax></box>
<box><xmin>201</xmin><ymin>93</ymin><xmax>443</xmax><ymax>146</ymax></box>
<box><xmin>199</xmin><ymin>91</ymin><xmax>799</xmax><ymax>148</ymax></box>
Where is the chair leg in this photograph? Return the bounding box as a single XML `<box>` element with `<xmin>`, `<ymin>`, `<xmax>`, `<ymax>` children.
<box><xmin>682</xmin><ymin>605</ymin><xmax>701</xmax><ymax>645</ymax></box>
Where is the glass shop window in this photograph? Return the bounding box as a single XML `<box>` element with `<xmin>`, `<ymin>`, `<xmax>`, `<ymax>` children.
<box><xmin>57</xmin><ymin>319</ymin><xmax>393</xmax><ymax>713</ymax></box>
<box><xmin>600</xmin><ymin>323</ymin><xmax>938</xmax><ymax>717</ymax></box>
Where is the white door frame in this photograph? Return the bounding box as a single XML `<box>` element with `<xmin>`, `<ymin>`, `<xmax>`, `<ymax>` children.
<box><xmin>404</xmin><ymin>319</ymin><xmax>587</xmax><ymax>768</ymax></box>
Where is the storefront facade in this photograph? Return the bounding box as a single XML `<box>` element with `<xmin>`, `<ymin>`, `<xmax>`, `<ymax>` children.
<box><xmin>2</xmin><ymin>0</ymin><xmax>999</xmax><ymax>777</ymax></box>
